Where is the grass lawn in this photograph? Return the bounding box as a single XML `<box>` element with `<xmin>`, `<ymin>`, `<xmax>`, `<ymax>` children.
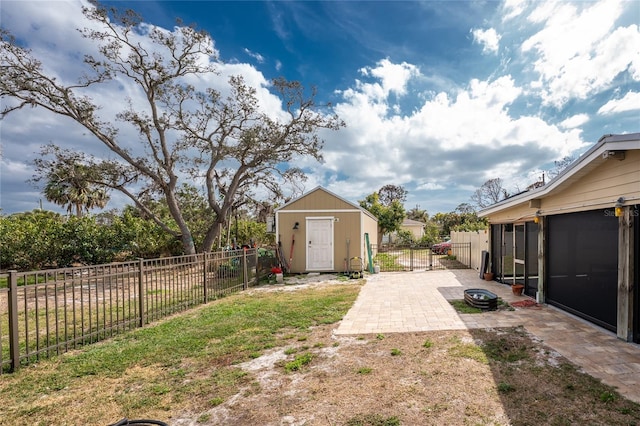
<box><xmin>1</xmin><ymin>281</ymin><xmax>639</xmax><ymax>425</ymax></box>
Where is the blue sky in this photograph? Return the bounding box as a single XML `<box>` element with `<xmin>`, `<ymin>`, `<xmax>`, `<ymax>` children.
<box><xmin>1</xmin><ymin>0</ymin><xmax>639</xmax><ymax>216</ymax></box>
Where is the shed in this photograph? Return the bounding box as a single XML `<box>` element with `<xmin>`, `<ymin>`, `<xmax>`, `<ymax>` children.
<box><xmin>479</xmin><ymin>133</ymin><xmax>640</xmax><ymax>342</ymax></box>
<box><xmin>275</xmin><ymin>187</ymin><xmax>378</xmax><ymax>274</ymax></box>
<box><xmin>385</xmin><ymin>218</ymin><xmax>425</xmax><ymax>243</ymax></box>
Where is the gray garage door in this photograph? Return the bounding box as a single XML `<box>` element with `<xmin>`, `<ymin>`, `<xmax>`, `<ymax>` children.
<box><xmin>547</xmin><ymin>209</ymin><xmax>618</xmax><ymax>331</ymax></box>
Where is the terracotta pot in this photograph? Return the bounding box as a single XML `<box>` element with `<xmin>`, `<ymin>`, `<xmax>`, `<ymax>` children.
<box><xmin>512</xmin><ymin>284</ymin><xmax>524</xmax><ymax>296</ymax></box>
<box><xmin>483</xmin><ymin>272</ymin><xmax>494</xmax><ymax>281</ymax></box>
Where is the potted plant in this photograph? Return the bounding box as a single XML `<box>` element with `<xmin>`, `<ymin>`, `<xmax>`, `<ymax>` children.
<box><xmin>483</xmin><ymin>272</ymin><xmax>494</xmax><ymax>281</ymax></box>
<box><xmin>512</xmin><ymin>283</ymin><xmax>525</xmax><ymax>296</ymax></box>
<box><xmin>270</xmin><ymin>266</ymin><xmax>284</xmax><ymax>284</ymax></box>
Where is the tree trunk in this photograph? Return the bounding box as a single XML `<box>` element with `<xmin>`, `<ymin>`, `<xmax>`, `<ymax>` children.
<box><xmin>180</xmin><ymin>232</ymin><xmax>196</xmax><ymax>255</ymax></box>
<box><xmin>201</xmin><ymin>217</ymin><xmax>225</xmax><ymax>252</ymax></box>
<box><xmin>164</xmin><ymin>189</ymin><xmax>197</xmax><ymax>255</ymax></box>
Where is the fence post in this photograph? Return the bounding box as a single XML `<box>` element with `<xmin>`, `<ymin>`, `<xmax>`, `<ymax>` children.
<box><xmin>253</xmin><ymin>249</ymin><xmax>259</xmax><ymax>286</ymax></box>
<box><xmin>428</xmin><ymin>248</ymin><xmax>433</xmax><ymax>270</ymax></box>
<box><xmin>203</xmin><ymin>252</ymin><xmax>208</xmax><ymax>303</ymax></box>
<box><xmin>8</xmin><ymin>270</ymin><xmax>20</xmax><ymax>372</ymax></box>
<box><xmin>410</xmin><ymin>246</ymin><xmax>414</xmax><ymax>271</ymax></box>
<box><xmin>138</xmin><ymin>259</ymin><xmax>145</xmax><ymax>328</ymax></box>
<box><xmin>468</xmin><ymin>242</ymin><xmax>472</xmax><ymax>268</ymax></box>
<box><xmin>242</xmin><ymin>250</ymin><xmax>249</xmax><ymax>290</ymax></box>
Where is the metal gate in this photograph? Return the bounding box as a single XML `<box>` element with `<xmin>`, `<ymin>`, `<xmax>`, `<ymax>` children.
<box><xmin>372</xmin><ymin>243</ymin><xmax>471</xmax><ymax>272</ymax></box>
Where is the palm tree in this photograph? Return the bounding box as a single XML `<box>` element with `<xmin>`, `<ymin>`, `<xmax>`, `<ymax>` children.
<box><xmin>43</xmin><ymin>163</ymin><xmax>109</xmax><ymax>217</ymax></box>
<box><xmin>407</xmin><ymin>205</ymin><xmax>429</xmax><ymax>223</ymax></box>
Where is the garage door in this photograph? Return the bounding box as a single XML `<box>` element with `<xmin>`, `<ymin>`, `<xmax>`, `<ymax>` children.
<box><xmin>547</xmin><ymin>209</ymin><xmax>618</xmax><ymax>331</ymax></box>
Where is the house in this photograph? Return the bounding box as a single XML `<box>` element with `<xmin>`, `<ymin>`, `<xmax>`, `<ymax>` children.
<box><xmin>383</xmin><ymin>218</ymin><xmax>425</xmax><ymax>244</ymax></box>
<box><xmin>275</xmin><ymin>187</ymin><xmax>378</xmax><ymax>274</ymax></box>
<box><xmin>400</xmin><ymin>218</ymin><xmax>426</xmax><ymax>241</ymax></box>
<box><xmin>479</xmin><ymin>133</ymin><xmax>639</xmax><ymax>342</ymax></box>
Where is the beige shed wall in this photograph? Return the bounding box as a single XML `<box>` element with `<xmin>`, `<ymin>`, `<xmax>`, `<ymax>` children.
<box><xmin>402</xmin><ymin>224</ymin><xmax>425</xmax><ymax>240</ymax></box>
<box><xmin>283</xmin><ymin>189</ymin><xmax>356</xmax><ymax>211</ymax></box>
<box><xmin>361</xmin><ymin>211</ymin><xmax>378</xmax><ymax>270</ymax></box>
<box><xmin>277</xmin><ymin>211</ymin><xmax>364</xmax><ymax>273</ymax></box>
<box><xmin>277</xmin><ymin>188</ymin><xmax>378</xmax><ymax>273</ymax></box>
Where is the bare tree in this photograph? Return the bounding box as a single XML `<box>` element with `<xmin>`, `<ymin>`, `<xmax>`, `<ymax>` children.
<box><xmin>470</xmin><ymin>178</ymin><xmax>509</xmax><ymax>208</ymax></box>
<box><xmin>454</xmin><ymin>203</ymin><xmax>475</xmax><ymax>214</ymax></box>
<box><xmin>378</xmin><ymin>184</ymin><xmax>408</xmax><ymax>206</ymax></box>
<box><xmin>525</xmin><ymin>174</ymin><xmax>546</xmax><ymax>191</ymax></box>
<box><xmin>547</xmin><ymin>156</ymin><xmax>575</xmax><ymax>179</ymax></box>
<box><xmin>0</xmin><ymin>4</ymin><xmax>343</xmax><ymax>253</ymax></box>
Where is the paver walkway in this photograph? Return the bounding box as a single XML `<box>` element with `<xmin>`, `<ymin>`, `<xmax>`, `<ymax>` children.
<box><xmin>334</xmin><ymin>269</ymin><xmax>640</xmax><ymax>404</ymax></box>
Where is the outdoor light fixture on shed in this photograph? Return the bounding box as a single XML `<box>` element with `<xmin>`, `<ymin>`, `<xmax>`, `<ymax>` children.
<box><xmin>293</xmin><ymin>222</ymin><xmax>299</xmax><ymax>230</ymax></box>
<box><xmin>534</xmin><ymin>210</ymin><xmax>541</xmax><ymax>224</ymax></box>
<box><xmin>615</xmin><ymin>197</ymin><xmax>624</xmax><ymax>217</ymax></box>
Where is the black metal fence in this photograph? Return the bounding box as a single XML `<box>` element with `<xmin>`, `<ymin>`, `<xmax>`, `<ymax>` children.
<box><xmin>0</xmin><ymin>248</ymin><xmax>273</xmax><ymax>374</ymax></box>
<box><xmin>372</xmin><ymin>243</ymin><xmax>472</xmax><ymax>272</ymax></box>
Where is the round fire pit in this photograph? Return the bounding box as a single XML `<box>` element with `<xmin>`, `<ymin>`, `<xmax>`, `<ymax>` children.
<box><xmin>464</xmin><ymin>288</ymin><xmax>498</xmax><ymax>311</ymax></box>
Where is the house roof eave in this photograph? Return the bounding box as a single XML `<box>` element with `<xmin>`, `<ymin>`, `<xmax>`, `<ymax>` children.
<box><xmin>478</xmin><ymin>133</ymin><xmax>640</xmax><ymax>218</ymax></box>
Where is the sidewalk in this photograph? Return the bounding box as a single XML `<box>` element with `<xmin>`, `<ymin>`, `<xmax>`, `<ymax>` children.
<box><xmin>334</xmin><ymin>269</ymin><xmax>640</xmax><ymax>403</ymax></box>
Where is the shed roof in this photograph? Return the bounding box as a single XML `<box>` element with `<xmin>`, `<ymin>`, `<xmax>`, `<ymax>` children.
<box><xmin>402</xmin><ymin>218</ymin><xmax>425</xmax><ymax>227</ymax></box>
<box><xmin>276</xmin><ymin>186</ymin><xmax>378</xmax><ymax>221</ymax></box>
<box><xmin>479</xmin><ymin>133</ymin><xmax>640</xmax><ymax>217</ymax></box>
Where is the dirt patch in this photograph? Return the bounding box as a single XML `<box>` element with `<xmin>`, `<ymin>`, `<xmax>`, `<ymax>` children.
<box><xmin>172</xmin><ymin>324</ymin><xmax>640</xmax><ymax>425</ymax></box>
<box><xmin>173</xmin><ymin>327</ymin><xmax>503</xmax><ymax>425</ymax></box>
<box><xmin>248</xmin><ymin>274</ymin><xmax>356</xmax><ymax>293</ymax></box>
<box><xmin>165</xmin><ymin>274</ymin><xmax>640</xmax><ymax>425</ymax></box>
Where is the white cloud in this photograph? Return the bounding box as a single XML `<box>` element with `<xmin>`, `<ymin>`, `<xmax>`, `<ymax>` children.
<box><xmin>1</xmin><ymin>159</ymin><xmax>31</xmax><ymax>179</ymax></box>
<box><xmin>417</xmin><ymin>182</ymin><xmax>446</xmax><ymax>191</ymax></box>
<box><xmin>472</xmin><ymin>28</ymin><xmax>501</xmax><ymax>54</ymax></box>
<box><xmin>315</xmin><ymin>63</ymin><xmax>588</xmax><ymax>205</ymax></box>
<box><xmin>244</xmin><ymin>48</ymin><xmax>265</xmax><ymax>63</ymax></box>
<box><xmin>501</xmin><ymin>0</ymin><xmax>528</xmax><ymax>21</ymax></box>
<box><xmin>215</xmin><ymin>63</ymin><xmax>284</xmax><ymax>119</ymax></box>
<box><xmin>359</xmin><ymin>59</ymin><xmax>420</xmax><ymax>98</ymax></box>
<box><xmin>521</xmin><ymin>0</ymin><xmax>639</xmax><ymax>107</ymax></box>
<box><xmin>559</xmin><ymin>114</ymin><xmax>590</xmax><ymax>129</ymax></box>
<box><xmin>598</xmin><ymin>91</ymin><xmax>640</xmax><ymax>114</ymax></box>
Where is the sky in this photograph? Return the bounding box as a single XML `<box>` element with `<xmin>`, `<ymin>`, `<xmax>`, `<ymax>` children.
<box><xmin>1</xmin><ymin>0</ymin><xmax>639</xmax><ymax>216</ymax></box>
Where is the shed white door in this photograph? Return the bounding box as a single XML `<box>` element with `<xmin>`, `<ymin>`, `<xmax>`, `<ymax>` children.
<box><xmin>306</xmin><ymin>218</ymin><xmax>334</xmax><ymax>271</ymax></box>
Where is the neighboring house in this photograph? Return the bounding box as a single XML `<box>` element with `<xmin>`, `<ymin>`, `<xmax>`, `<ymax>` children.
<box><xmin>275</xmin><ymin>187</ymin><xmax>378</xmax><ymax>274</ymax></box>
<box><xmin>479</xmin><ymin>133</ymin><xmax>640</xmax><ymax>342</ymax></box>
<box><xmin>384</xmin><ymin>218</ymin><xmax>425</xmax><ymax>243</ymax></box>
